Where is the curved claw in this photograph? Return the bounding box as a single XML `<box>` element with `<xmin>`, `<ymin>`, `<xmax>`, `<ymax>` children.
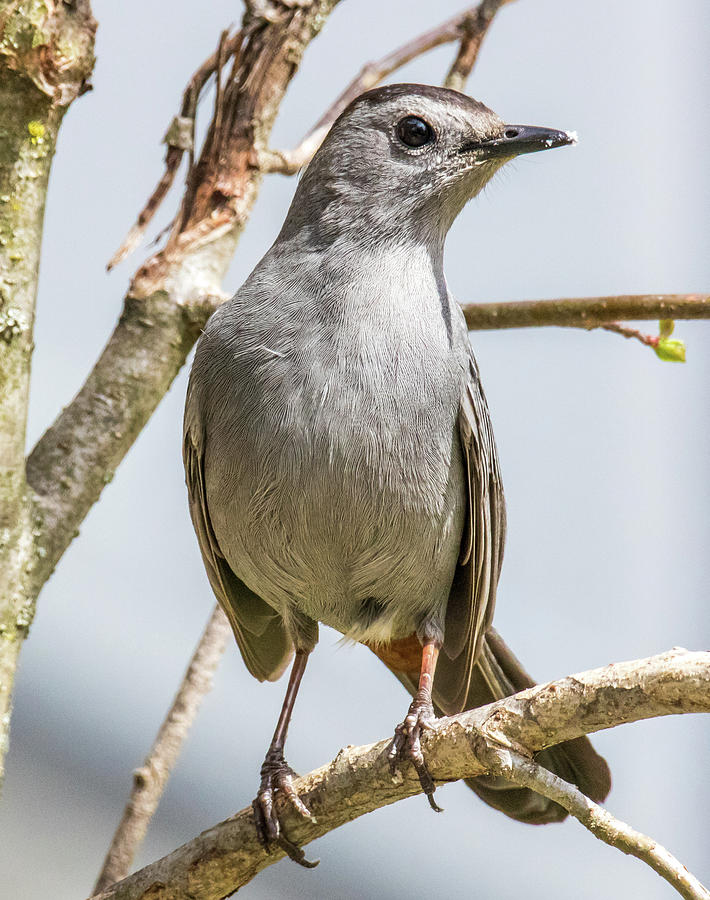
<box><xmin>277</xmin><ymin>835</ymin><xmax>320</xmax><ymax>869</ymax></box>
<box><xmin>388</xmin><ymin>699</ymin><xmax>443</xmax><ymax>813</ymax></box>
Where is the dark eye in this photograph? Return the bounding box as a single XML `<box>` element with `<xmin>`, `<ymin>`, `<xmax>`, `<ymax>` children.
<box><xmin>396</xmin><ymin>116</ymin><xmax>435</xmax><ymax>148</ymax></box>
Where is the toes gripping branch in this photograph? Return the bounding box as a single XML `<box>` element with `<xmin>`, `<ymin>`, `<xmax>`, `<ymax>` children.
<box><xmin>388</xmin><ymin>640</ymin><xmax>443</xmax><ymax>812</ymax></box>
<box><xmin>252</xmin><ymin>650</ymin><xmax>319</xmax><ymax>868</ymax></box>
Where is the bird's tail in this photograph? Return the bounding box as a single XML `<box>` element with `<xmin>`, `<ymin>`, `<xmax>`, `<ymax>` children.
<box><xmin>370</xmin><ymin>627</ymin><xmax>611</xmax><ymax>824</ymax></box>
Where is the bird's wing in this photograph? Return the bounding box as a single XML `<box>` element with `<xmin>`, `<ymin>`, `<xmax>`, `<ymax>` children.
<box><xmin>436</xmin><ymin>348</ymin><xmax>507</xmax><ymax>712</ymax></box>
<box><xmin>183</xmin><ymin>425</ymin><xmax>293</xmax><ymax>682</ymax></box>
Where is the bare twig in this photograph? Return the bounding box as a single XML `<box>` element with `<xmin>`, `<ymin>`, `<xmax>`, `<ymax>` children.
<box><xmin>444</xmin><ymin>0</ymin><xmax>512</xmax><ymax>91</ymax></box>
<box><xmin>89</xmin><ymin>649</ymin><xmax>710</xmax><ymax>900</ymax></box>
<box><xmin>259</xmin><ymin>0</ymin><xmax>510</xmax><ymax>175</ymax></box>
<box><xmin>497</xmin><ymin>751</ymin><xmax>710</xmax><ymax>900</ymax></box>
<box><xmin>106</xmin><ymin>30</ymin><xmax>243</xmax><ymax>270</ymax></box>
<box><xmin>93</xmin><ymin>605</ymin><xmax>231</xmax><ymax>894</ymax></box>
<box><xmin>599</xmin><ymin>321</ymin><xmax>660</xmax><ymax>347</ymax></box>
<box><xmin>462</xmin><ymin>293</ymin><xmax>710</xmax><ymax>330</ymax></box>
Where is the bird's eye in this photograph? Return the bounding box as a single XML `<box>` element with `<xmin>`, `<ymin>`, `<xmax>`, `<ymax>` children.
<box><xmin>396</xmin><ymin>116</ymin><xmax>435</xmax><ymax>148</ymax></box>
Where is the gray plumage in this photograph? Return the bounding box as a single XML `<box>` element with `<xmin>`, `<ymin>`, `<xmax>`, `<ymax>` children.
<box><xmin>184</xmin><ymin>84</ymin><xmax>610</xmax><ymax>824</ymax></box>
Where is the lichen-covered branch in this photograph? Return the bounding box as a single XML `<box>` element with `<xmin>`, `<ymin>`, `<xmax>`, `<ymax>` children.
<box><xmin>0</xmin><ymin>0</ymin><xmax>96</xmax><ymax>782</ymax></box>
<box><xmin>89</xmin><ymin>649</ymin><xmax>710</xmax><ymax>900</ymax></box>
<box><xmin>93</xmin><ymin>605</ymin><xmax>231</xmax><ymax>894</ymax></box>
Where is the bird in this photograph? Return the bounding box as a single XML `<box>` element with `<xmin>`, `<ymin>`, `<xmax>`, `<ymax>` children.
<box><xmin>183</xmin><ymin>83</ymin><xmax>611</xmax><ymax>864</ymax></box>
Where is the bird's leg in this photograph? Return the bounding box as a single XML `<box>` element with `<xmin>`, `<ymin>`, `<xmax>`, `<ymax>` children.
<box><xmin>388</xmin><ymin>639</ymin><xmax>443</xmax><ymax>812</ymax></box>
<box><xmin>252</xmin><ymin>649</ymin><xmax>318</xmax><ymax>868</ymax></box>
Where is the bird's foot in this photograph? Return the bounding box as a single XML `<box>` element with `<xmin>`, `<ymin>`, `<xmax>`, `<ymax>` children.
<box><xmin>252</xmin><ymin>749</ymin><xmax>319</xmax><ymax>868</ymax></box>
<box><xmin>388</xmin><ymin>696</ymin><xmax>443</xmax><ymax>812</ymax></box>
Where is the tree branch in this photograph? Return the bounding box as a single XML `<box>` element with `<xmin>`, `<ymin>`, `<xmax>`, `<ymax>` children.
<box><xmin>106</xmin><ymin>30</ymin><xmax>243</xmax><ymax>271</ymax></box>
<box><xmin>93</xmin><ymin>605</ymin><xmax>231</xmax><ymax>894</ymax></box>
<box><xmin>0</xmin><ymin>0</ymin><xmax>96</xmax><ymax>783</ymax></box>
<box><xmin>89</xmin><ymin>649</ymin><xmax>710</xmax><ymax>900</ymax></box>
<box><xmin>258</xmin><ymin>0</ymin><xmax>510</xmax><ymax>175</ymax></box>
<box><xmin>462</xmin><ymin>293</ymin><xmax>710</xmax><ymax>330</ymax></box>
<box><xmin>443</xmin><ymin>0</ymin><xmax>512</xmax><ymax>92</ymax></box>
<box><xmin>496</xmin><ymin>751</ymin><xmax>710</xmax><ymax>900</ymax></box>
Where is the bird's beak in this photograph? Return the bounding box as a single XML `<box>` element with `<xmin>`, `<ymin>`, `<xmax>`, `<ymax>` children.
<box><xmin>460</xmin><ymin>125</ymin><xmax>577</xmax><ymax>159</ymax></box>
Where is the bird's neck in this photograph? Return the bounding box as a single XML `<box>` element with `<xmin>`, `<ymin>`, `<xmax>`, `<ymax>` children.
<box><xmin>278</xmin><ymin>169</ymin><xmax>452</xmax><ymax>258</ymax></box>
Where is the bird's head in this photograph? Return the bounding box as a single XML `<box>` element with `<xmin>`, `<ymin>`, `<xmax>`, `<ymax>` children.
<box><xmin>283</xmin><ymin>83</ymin><xmax>575</xmax><ymax>247</ymax></box>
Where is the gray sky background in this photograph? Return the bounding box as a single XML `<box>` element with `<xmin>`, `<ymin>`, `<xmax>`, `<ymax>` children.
<box><xmin>1</xmin><ymin>1</ymin><xmax>708</xmax><ymax>898</ymax></box>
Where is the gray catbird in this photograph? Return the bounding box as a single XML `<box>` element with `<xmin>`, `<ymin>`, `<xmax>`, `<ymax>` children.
<box><xmin>184</xmin><ymin>83</ymin><xmax>611</xmax><ymax>862</ymax></box>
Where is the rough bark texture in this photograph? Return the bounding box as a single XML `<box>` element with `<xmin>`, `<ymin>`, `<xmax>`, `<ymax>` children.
<box><xmin>89</xmin><ymin>649</ymin><xmax>709</xmax><ymax>900</ymax></box>
<box><xmin>0</xmin><ymin>0</ymin><xmax>96</xmax><ymax>780</ymax></box>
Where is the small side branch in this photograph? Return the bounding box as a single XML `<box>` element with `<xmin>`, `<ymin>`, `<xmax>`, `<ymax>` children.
<box><xmin>444</xmin><ymin>0</ymin><xmax>513</xmax><ymax>91</ymax></box>
<box><xmin>259</xmin><ymin>0</ymin><xmax>510</xmax><ymax>175</ymax></box>
<box><xmin>90</xmin><ymin>649</ymin><xmax>710</xmax><ymax>900</ymax></box>
<box><xmin>93</xmin><ymin>605</ymin><xmax>231</xmax><ymax>893</ymax></box>
<box><xmin>107</xmin><ymin>30</ymin><xmax>243</xmax><ymax>270</ymax></box>
<box><xmin>497</xmin><ymin>751</ymin><xmax>710</xmax><ymax>900</ymax></box>
<box><xmin>462</xmin><ymin>293</ymin><xmax>710</xmax><ymax>329</ymax></box>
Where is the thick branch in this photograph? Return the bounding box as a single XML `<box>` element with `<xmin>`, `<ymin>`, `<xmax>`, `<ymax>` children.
<box><xmin>462</xmin><ymin>293</ymin><xmax>710</xmax><ymax>330</ymax></box>
<box><xmin>90</xmin><ymin>649</ymin><xmax>709</xmax><ymax>900</ymax></box>
<box><xmin>93</xmin><ymin>605</ymin><xmax>231</xmax><ymax>893</ymax></box>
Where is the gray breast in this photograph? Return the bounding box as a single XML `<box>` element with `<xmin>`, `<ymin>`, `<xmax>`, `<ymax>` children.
<box><xmin>195</xmin><ymin>244</ymin><xmax>470</xmax><ymax>643</ymax></box>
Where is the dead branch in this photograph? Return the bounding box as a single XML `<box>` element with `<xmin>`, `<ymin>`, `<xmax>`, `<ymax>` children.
<box><xmin>496</xmin><ymin>751</ymin><xmax>710</xmax><ymax>900</ymax></box>
<box><xmin>444</xmin><ymin>0</ymin><xmax>513</xmax><ymax>91</ymax></box>
<box><xmin>106</xmin><ymin>30</ymin><xmax>243</xmax><ymax>270</ymax></box>
<box><xmin>93</xmin><ymin>606</ymin><xmax>232</xmax><ymax>893</ymax></box>
<box><xmin>89</xmin><ymin>649</ymin><xmax>709</xmax><ymax>900</ymax></box>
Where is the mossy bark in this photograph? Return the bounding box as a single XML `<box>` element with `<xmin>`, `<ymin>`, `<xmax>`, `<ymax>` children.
<box><xmin>0</xmin><ymin>0</ymin><xmax>95</xmax><ymax>781</ymax></box>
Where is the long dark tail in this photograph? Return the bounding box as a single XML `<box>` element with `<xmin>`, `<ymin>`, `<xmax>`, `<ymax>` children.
<box><xmin>371</xmin><ymin>628</ymin><xmax>611</xmax><ymax>824</ymax></box>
